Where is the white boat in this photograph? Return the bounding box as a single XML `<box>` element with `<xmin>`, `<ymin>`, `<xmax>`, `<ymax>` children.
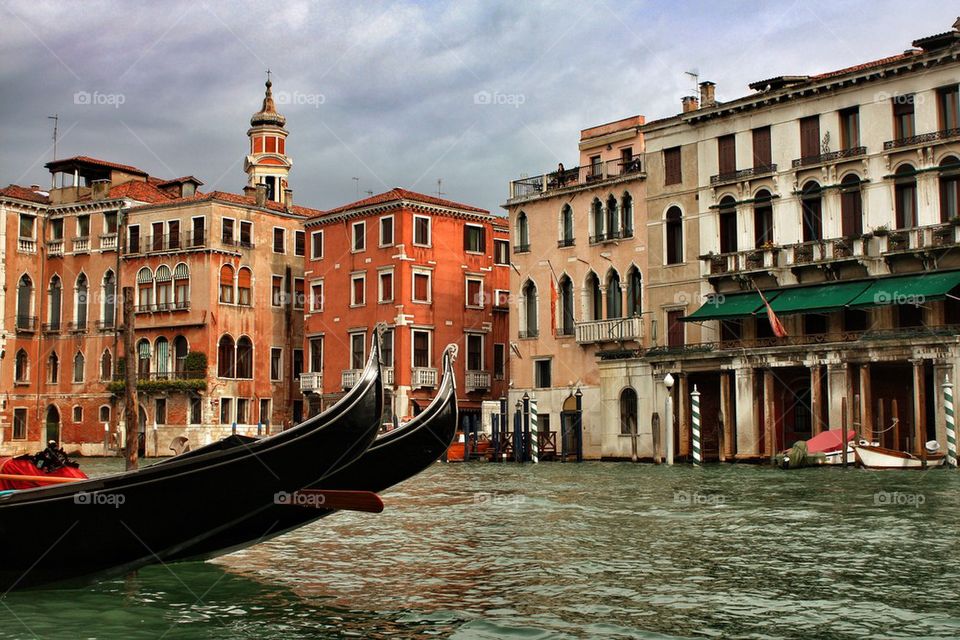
<box><xmin>853</xmin><ymin>444</ymin><xmax>946</xmax><ymax>470</ymax></box>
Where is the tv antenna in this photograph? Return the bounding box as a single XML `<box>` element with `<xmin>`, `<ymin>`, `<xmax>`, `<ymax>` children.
<box><xmin>48</xmin><ymin>114</ymin><xmax>59</xmax><ymax>161</ymax></box>
<box><xmin>684</xmin><ymin>70</ymin><xmax>699</xmax><ymax>98</ymax></box>
<box><xmin>436</xmin><ymin>178</ymin><xmax>446</xmax><ymax>198</ymax></box>
<box><xmin>352</xmin><ymin>176</ymin><xmax>359</xmax><ymax>198</ymax></box>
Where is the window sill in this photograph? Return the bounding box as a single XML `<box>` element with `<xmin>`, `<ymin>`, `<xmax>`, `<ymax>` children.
<box><xmin>350</xmin><ymin>303</ymin><xmax>367</xmax><ymax>308</ymax></box>
<box><xmin>379</xmin><ymin>243</ymin><xmax>395</xmax><ymax>249</ymax></box>
<box><xmin>412</xmin><ymin>299</ymin><xmax>432</xmax><ymax>305</ymax></box>
<box><xmin>412</xmin><ymin>243</ymin><xmax>432</xmax><ymax>249</ymax></box>
<box><xmin>379</xmin><ymin>300</ymin><xmax>394</xmax><ymax>305</ymax></box>
<box><xmin>465</xmin><ymin>305</ymin><xmax>484</xmax><ymax>310</ymax></box>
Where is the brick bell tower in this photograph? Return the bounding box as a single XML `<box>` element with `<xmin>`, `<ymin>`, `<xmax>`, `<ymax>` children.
<box><xmin>244</xmin><ymin>71</ymin><xmax>292</xmax><ymax>204</ymax></box>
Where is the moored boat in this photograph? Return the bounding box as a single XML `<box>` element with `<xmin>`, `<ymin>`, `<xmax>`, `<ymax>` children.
<box><xmin>853</xmin><ymin>444</ymin><xmax>946</xmax><ymax>469</ymax></box>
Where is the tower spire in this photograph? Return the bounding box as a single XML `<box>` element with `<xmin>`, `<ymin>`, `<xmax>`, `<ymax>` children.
<box><xmin>245</xmin><ymin>73</ymin><xmax>291</xmax><ymax>204</ymax></box>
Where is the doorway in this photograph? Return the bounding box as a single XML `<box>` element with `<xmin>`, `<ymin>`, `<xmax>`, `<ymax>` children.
<box><xmin>44</xmin><ymin>405</ymin><xmax>61</xmax><ymax>444</ymax></box>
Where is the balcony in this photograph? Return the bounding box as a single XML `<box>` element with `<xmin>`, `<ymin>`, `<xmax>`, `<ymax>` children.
<box><xmin>135</xmin><ymin>300</ymin><xmax>191</xmax><ymax>314</ymax></box>
<box><xmin>42</xmin><ymin>322</ymin><xmax>62</xmax><ymax>334</ymax></box>
<box><xmin>96</xmin><ymin>320</ymin><xmax>116</xmax><ymax>331</ymax></box>
<box><xmin>341</xmin><ymin>369</ymin><xmax>363</xmax><ymax>390</ymax></box>
<box><xmin>465</xmin><ymin>371</ymin><xmax>491</xmax><ymax>392</ymax></box>
<box><xmin>17</xmin><ymin>238</ymin><xmax>36</xmax><ymax>253</ymax></box>
<box><xmin>575</xmin><ymin>316</ymin><xmax>644</xmax><ymax>345</ymax></box>
<box><xmin>710</xmin><ymin>163</ymin><xmax>777</xmax><ymax>186</ymax></box>
<box><xmin>509</xmin><ymin>157</ymin><xmax>645</xmax><ymax>200</ymax></box>
<box><xmin>65</xmin><ymin>321</ymin><xmax>89</xmax><ymax>334</ymax></box>
<box><xmin>412</xmin><ymin>367</ymin><xmax>438</xmax><ymax>389</ymax></box>
<box><xmin>46</xmin><ymin>240</ymin><xmax>64</xmax><ymax>256</ymax></box>
<box><xmin>703</xmin><ymin>246</ymin><xmax>780</xmax><ymax>276</ymax></box>
<box><xmin>384</xmin><ymin>367</ymin><xmax>394</xmax><ymax>386</ymax></box>
<box><xmin>107</xmin><ymin>370</ymin><xmax>207</xmax><ymax>393</ymax></box>
<box><xmin>884</xmin><ymin>127</ymin><xmax>960</xmax><ymax>151</ymax></box>
<box><xmin>300</xmin><ymin>371</ymin><xmax>323</xmax><ymax>393</ymax></box>
<box><xmin>589</xmin><ymin>229</ymin><xmax>633</xmax><ymax>245</ymax></box>
<box><xmin>72</xmin><ymin>237</ymin><xmax>90</xmax><ymax>253</ymax></box>
<box><xmin>792</xmin><ymin>146</ymin><xmax>866</xmax><ymax>169</ymax></box>
<box><xmin>15</xmin><ymin>316</ymin><xmax>37</xmax><ymax>333</ymax></box>
<box><xmin>131</xmin><ymin>231</ymin><xmax>206</xmax><ymax>255</ymax></box>
<box><xmin>100</xmin><ymin>233</ymin><xmax>118</xmax><ymax>251</ymax></box>
<box><xmin>786</xmin><ymin>237</ymin><xmax>867</xmax><ymax>266</ymax></box>
<box><xmin>877</xmin><ymin>224</ymin><xmax>960</xmax><ymax>255</ymax></box>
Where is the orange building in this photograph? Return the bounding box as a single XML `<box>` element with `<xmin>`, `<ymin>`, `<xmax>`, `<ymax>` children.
<box><xmin>301</xmin><ymin>189</ymin><xmax>510</xmax><ymax>431</ymax></box>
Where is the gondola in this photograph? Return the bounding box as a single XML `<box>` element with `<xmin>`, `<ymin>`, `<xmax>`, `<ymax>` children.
<box><xmin>0</xmin><ymin>337</ymin><xmax>384</xmax><ymax>591</ymax></box>
<box><xmin>165</xmin><ymin>343</ymin><xmax>460</xmax><ymax>562</ymax></box>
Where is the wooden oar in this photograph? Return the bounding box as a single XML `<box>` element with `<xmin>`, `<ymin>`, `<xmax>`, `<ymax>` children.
<box><xmin>0</xmin><ymin>473</ymin><xmax>85</xmax><ymax>485</ymax></box>
<box><xmin>281</xmin><ymin>489</ymin><xmax>383</xmax><ymax>513</ymax></box>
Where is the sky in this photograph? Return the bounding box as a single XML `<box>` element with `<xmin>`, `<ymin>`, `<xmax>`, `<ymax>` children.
<box><xmin>0</xmin><ymin>1</ymin><xmax>957</xmax><ymax>215</ymax></box>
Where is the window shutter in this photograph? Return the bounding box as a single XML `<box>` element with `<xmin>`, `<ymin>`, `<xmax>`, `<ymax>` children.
<box><xmin>752</xmin><ymin>127</ymin><xmax>771</xmax><ymax>167</ymax></box>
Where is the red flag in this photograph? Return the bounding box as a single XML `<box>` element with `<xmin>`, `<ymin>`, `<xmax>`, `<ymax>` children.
<box><xmin>757</xmin><ymin>286</ymin><xmax>787</xmax><ymax>338</ymax></box>
<box><xmin>550</xmin><ymin>277</ymin><xmax>558</xmax><ymax>335</ymax></box>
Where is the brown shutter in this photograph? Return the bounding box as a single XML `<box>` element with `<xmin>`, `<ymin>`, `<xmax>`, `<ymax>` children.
<box><xmin>667</xmin><ymin>310</ymin><xmax>684</xmax><ymax>347</ymax></box>
<box><xmin>718</xmin><ymin>135</ymin><xmax>736</xmax><ymax>174</ymax></box>
<box><xmin>752</xmin><ymin>127</ymin><xmax>771</xmax><ymax>167</ymax></box>
<box><xmin>664</xmin><ymin>147</ymin><xmax>682</xmax><ymax>185</ymax></box>
<box><xmin>800</xmin><ymin>116</ymin><xmax>820</xmax><ymax>158</ymax></box>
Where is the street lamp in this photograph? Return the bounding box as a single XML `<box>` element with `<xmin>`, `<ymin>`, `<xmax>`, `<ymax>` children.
<box><xmin>664</xmin><ymin>373</ymin><xmax>675</xmax><ymax>465</ymax></box>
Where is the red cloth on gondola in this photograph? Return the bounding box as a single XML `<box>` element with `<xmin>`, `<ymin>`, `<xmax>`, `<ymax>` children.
<box><xmin>0</xmin><ymin>457</ymin><xmax>87</xmax><ymax>491</ymax></box>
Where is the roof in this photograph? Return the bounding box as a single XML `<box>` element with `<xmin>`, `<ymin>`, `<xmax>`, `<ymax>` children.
<box><xmin>0</xmin><ymin>184</ymin><xmax>50</xmax><ymax>204</ymax></box>
<box><xmin>809</xmin><ymin>51</ymin><xmax>917</xmax><ymax>82</ymax></box>
<box><xmin>157</xmin><ymin>176</ymin><xmax>204</xmax><ymax>187</ymax></box>
<box><xmin>322</xmin><ymin>188</ymin><xmax>488</xmax><ymax>217</ymax></box>
<box><xmin>44</xmin><ymin>155</ymin><xmax>149</xmax><ymax>177</ymax></box>
<box><xmin>105</xmin><ymin>180</ymin><xmax>177</xmax><ymax>203</ymax></box>
<box><xmin>129</xmin><ymin>189</ymin><xmax>324</xmax><ymax>218</ymax></box>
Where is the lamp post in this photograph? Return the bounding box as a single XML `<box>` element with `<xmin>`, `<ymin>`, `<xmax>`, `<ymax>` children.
<box><xmin>664</xmin><ymin>373</ymin><xmax>675</xmax><ymax>466</ymax></box>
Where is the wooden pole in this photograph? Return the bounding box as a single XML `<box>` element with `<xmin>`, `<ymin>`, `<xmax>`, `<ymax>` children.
<box><xmin>860</xmin><ymin>364</ymin><xmax>873</xmax><ymax>443</ymax></box>
<box><xmin>122</xmin><ymin>287</ymin><xmax>139</xmax><ymax>471</ymax></box>
<box><xmin>876</xmin><ymin>399</ymin><xmax>885</xmax><ymax>448</ymax></box>
<box><xmin>913</xmin><ymin>361</ymin><xmax>927</xmax><ymax>464</ymax></box>
<box><xmin>841</xmin><ymin>396</ymin><xmax>848</xmax><ymax>467</ymax></box>
<box><xmin>717</xmin><ymin>410</ymin><xmax>726</xmax><ymax>463</ymax></box>
<box><xmin>891</xmin><ymin>398</ymin><xmax>900</xmax><ymax>451</ymax></box>
<box><xmin>764</xmin><ymin>370</ymin><xmax>775</xmax><ymax>463</ymax></box>
<box><xmin>652</xmin><ymin>412</ymin><xmax>661</xmax><ymax>464</ymax></box>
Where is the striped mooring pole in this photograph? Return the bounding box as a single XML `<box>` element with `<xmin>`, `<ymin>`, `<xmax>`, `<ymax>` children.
<box><xmin>529</xmin><ymin>398</ymin><xmax>539</xmax><ymax>464</ymax></box>
<box><xmin>945</xmin><ymin>375</ymin><xmax>957</xmax><ymax>469</ymax></box>
<box><xmin>691</xmin><ymin>385</ymin><xmax>702</xmax><ymax>466</ymax></box>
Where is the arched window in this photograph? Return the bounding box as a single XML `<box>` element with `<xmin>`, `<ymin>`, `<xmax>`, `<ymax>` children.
<box><xmin>939</xmin><ymin>156</ymin><xmax>960</xmax><ymax>223</ymax></box>
<box><xmin>75</xmin><ymin>273</ymin><xmax>89</xmax><ymax>330</ymax></box>
<box><xmin>48</xmin><ymin>351</ymin><xmax>59</xmax><ymax>384</ymax></box>
<box><xmin>665</xmin><ymin>207</ymin><xmax>683</xmax><ymax>264</ymax></box>
<box><xmin>559</xmin><ymin>275</ymin><xmax>575</xmax><ymax>335</ymax></box>
<box><xmin>840</xmin><ymin>174</ymin><xmax>863</xmax><ymax>237</ymax></box>
<box><xmin>801</xmin><ymin>182</ymin><xmax>823</xmax><ymax>242</ymax></box>
<box><xmin>16</xmin><ymin>274</ymin><xmax>33</xmax><ymax>329</ymax></box>
<box><xmin>236</xmin><ymin>336</ymin><xmax>254</xmax><ymax>378</ymax></box>
<box><xmin>137</xmin><ymin>339</ymin><xmax>151</xmax><ymax>376</ymax></box>
<box><xmin>627</xmin><ymin>267</ymin><xmax>642</xmax><ymax>317</ymax></box>
<box><xmin>894</xmin><ymin>164</ymin><xmax>917</xmax><ymax>229</ymax></box>
<box><xmin>73</xmin><ymin>351</ymin><xmax>85</xmax><ymax>383</ymax></box>
<box><xmin>718</xmin><ymin>196</ymin><xmax>738</xmax><ymax>253</ymax></box>
<box><xmin>516</xmin><ymin>211</ymin><xmax>530</xmax><ymax>250</ymax></box>
<box><xmin>173</xmin><ymin>263</ymin><xmax>190</xmax><ymax>309</ymax></box>
<box><xmin>173</xmin><ymin>336</ymin><xmax>188</xmax><ymax>374</ymax></box>
<box><xmin>100</xmin><ymin>349</ymin><xmax>113</xmax><ymax>381</ymax></box>
<box><xmin>560</xmin><ymin>205</ymin><xmax>574</xmax><ymax>245</ymax></box>
<box><xmin>237</xmin><ymin>266</ymin><xmax>253</xmax><ymax>306</ymax></box>
<box><xmin>218</xmin><ymin>334</ymin><xmax>236</xmax><ymax>378</ymax></box>
<box><xmin>619</xmin><ymin>388</ymin><xmax>638</xmax><ymax>435</ymax></box>
<box><xmin>586</xmin><ymin>272</ymin><xmax>602</xmax><ymax>321</ymax></box>
<box><xmin>99</xmin><ymin>405</ymin><xmax>110</xmax><ymax>423</ymax></box>
<box><xmin>155</xmin><ymin>265</ymin><xmax>172</xmax><ymax>310</ymax></box>
<box><xmin>102</xmin><ymin>270</ymin><xmax>116</xmax><ymax>328</ymax></box>
<box><xmin>606</xmin><ymin>269</ymin><xmax>622</xmax><ymax>319</ymax></box>
<box><xmin>14</xmin><ymin>349</ymin><xmax>29</xmax><ymax>382</ymax></box>
<box><xmin>48</xmin><ymin>275</ymin><xmax>62</xmax><ymax>331</ymax></box>
<box><xmin>136</xmin><ymin>267</ymin><xmax>153</xmax><ymax>310</ymax></box>
<box><xmin>754</xmin><ymin>190</ymin><xmax>774</xmax><ymax>246</ymax></box>
<box><xmin>591</xmin><ymin>198</ymin><xmax>604</xmax><ymax>240</ymax></box>
<box><xmin>219</xmin><ymin>264</ymin><xmax>235</xmax><ymax>304</ymax></box>
<box><xmin>606</xmin><ymin>195</ymin><xmax>620</xmax><ymax>238</ymax></box>
<box><xmin>522</xmin><ymin>280</ymin><xmax>538</xmax><ymax>337</ymax></box>
<box><xmin>154</xmin><ymin>337</ymin><xmax>169</xmax><ymax>376</ymax></box>
<box><xmin>622</xmin><ymin>192</ymin><xmax>634</xmax><ymax>238</ymax></box>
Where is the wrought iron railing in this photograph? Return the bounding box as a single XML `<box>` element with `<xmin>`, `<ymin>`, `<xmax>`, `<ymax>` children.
<box><xmin>15</xmin><ymin>315</ymin><xmax>37</xmax><ymax>332</ymax></box>
<box><xmin>710</xmin><ymin>163</ymin><xmax>777</xmax><ymax>186</ymax></box>
<box><xmin>792</xmin><ymin>146</ymin><xmax>866</xmax><ymax>168</ymax></box>
<box><xmin>883</xmin><ymin>127</ymin><xmax>960</xmax><ymax>150</ymax></box>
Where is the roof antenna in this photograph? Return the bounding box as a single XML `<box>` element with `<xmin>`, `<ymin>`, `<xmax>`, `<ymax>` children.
<box><xmin>48</xmin><ymin>114</ymin><xmax>59</xmax><ymax>161</ymax></box>
<box><xmin>685</xmin><ymin>70</ymin><xmax>700</xmax><ymax>100</ymax></box>
<box><xmin>436</xmin><ymin>178</ymin><xmax>446</xmax><ymax>198</ymax></box>
<box><xmin>352</xmin><ymin>176</ymin><xmax>359</xmax><ymax>198</ymax></box>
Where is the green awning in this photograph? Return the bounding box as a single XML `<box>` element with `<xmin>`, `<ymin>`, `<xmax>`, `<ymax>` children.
<box><xmin>768</xmin><ymin>280</ymin><xmax>873</xmax><ymax>315</ymax></box>
<box><xmin>683</xmin><ymin>291</ymin><xmax>776</xmax><ymax>321</ymax></box>
<box><xmin>849</xmin><ymin>270</ymin><xmax>960</xmax><ymax>307</ymax></box>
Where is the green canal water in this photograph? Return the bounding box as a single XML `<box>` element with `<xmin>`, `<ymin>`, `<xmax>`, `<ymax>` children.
<box><xmin>2</xmin><ymin>460</ymin><xmax>960</xmax><ymax>639</ymax></box>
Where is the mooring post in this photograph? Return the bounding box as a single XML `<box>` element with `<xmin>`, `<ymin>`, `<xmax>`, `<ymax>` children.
<box><xmin>691</xmin><ymin>385</ymin><xmax>702</xmax><ymax>466</ymax></box>
<box><xmin>664</xmin><ymin>373</ymin><xmax>675</xmax><ymax>466</ymax></box>
<box><xmin>944</xmin><ymin>375</ymin><xmax>957</xmax><ymax>469</ymax></box>
<box><xmin>841</xmin><ymin>396</ymin><xmax>848</xmax><ymax>468</ymax></box>
<box><xmin>522</xmin><ymin>392</ymin><xmax>530</xmax><ymax>462</ymax></box>
<box><xmin>121</xmin><ymin>286</ymin><xmax>138</xmax><ymax>471</ymax></box>
<box><xmin>652</xmin><ymin>412</ymin><xmax>662</xmax><ymax>464</ymax></box>
<box><xmin>514</xmin><ymin>399</ymin><xmax>523</xmax><ymax>463</ymax></box>
<box><xmin>717</xmin><ymin>411</ymin><xmax>726</xmax><ymax>463</ymax></box>
<box><xmin>529</xmin><ymin>397</ymin><xmax>539</xmax><ymax>464</ymax></box>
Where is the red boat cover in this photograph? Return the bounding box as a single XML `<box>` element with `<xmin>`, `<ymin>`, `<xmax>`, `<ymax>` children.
<box><xmin>0</xmin><ymin>457</ymin><xmax>88</xmax><ymax>491</ymax></box>
<box><xmin>804</xmin><ymin>429</ymin><xmax>857</xmax><ymax>454</ymax></box>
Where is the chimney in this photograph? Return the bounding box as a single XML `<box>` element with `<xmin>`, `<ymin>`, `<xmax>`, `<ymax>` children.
<box><xmin>91</xmin><ymin>179</ymin><xmax>111</xmax><ymax>201</ymax></box>
<box><xmin>243</xmin><ymin>185</ymin><xmax>257</xmax><ymax>199</ymax></box>
<box><xmin>284</xmin><ymin>188</ymin><xmax>294</xmax><ymax>212</ymax></box>
<box><xmin>699</xmin><ymin>81</ymin><xmax>716</xmax><ymax>108</ymax></box>
<box><xmin>255</xmin><ymin>183</ymin><xmax>268</xmax><ymax>208</ymax></box>
<box><xmin>29</xmin><ymin>184</ymin><xmax>40</xmax><ymax>191</ymax></box>
<box><xmin>682</xmin><ymin>95</ymin><xmax>699</xmax><ymax>113</ymax></box>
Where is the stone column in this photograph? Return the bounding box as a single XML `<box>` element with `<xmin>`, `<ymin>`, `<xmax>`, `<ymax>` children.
<box><xmin>860</xmin><ymin>363</ymin><xmax>873</xmax><ymax>442</ymax></box>
<box><xmin>734</xmin><ymin>366</ymin><xmax>758</xmax><ymax>457</ymax></box>
<box><xmin>810</xmin><ymin>365</ymin><xmax>823</xmax><ymax>435</ymax></box>
<box><xmin>913</xmin><ymin>360</ymin><xmax>926</xmax><ymax>455</ymax></box>
<box><xmin>763</xmin><ymin>369</ymin><xmax>776</xmax><ymax>459</ymax></box>
<box><xmin>720</xmin><ymin>370</ymin><xmax>733</xmax><ymax>461</ymax></box>
<box><xmin>678</xmin><ymin>373</ymin><xmax>690</xmax><ymax>457</ymax></box>
<box><xmin>827</xmin><ymin>362</ymin><xmax>848</xmax><ymax>430</ymax></box>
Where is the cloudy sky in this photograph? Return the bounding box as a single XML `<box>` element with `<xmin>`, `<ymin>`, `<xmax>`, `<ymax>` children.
<box><xmin>0</xmin><ymin>1</ymin><xmax>956</xmax><ymax>214</ymax></box>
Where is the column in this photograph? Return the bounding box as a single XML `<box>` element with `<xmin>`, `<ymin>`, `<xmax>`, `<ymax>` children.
<box><xmin>720</xmin><ymin>371</ymin><xmax>733</xmax><ymax>461</ymax></box>
<box><xmin>764</xmin><ymin>369</ymin><xmax>776</xmax><ymax>459</ymax></box>
<box><xmin>810</xmin><ymin>365</ymin><xmax>823</xmax><ymax>435</ymax></box>
<box><xmin>827</xmin><ymin>363</ymin><xmax>848</xmax><ymax>431</ymax></box>
<box><xmin>860</xmin><ymin>364</ymin><xmax>873</xmax><ymax>443</ymax></box>
<box><xmin>913</xmin><ymin>360</ymin><xmax>926</xmax><ymax>455</ymax></box>
<box><xmin>734</xmin><ymin>366</ymin><xmax>758</xmax><ymax>457</ymax></box>
<box><xmin>678</xmin><ymin>373</ymin><xmax>690</xmax><ymax>457</ymax></box>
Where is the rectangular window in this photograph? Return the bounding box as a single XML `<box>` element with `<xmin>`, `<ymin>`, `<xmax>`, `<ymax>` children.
<box><xmin>938</xmin><ymin>85</ymin><xmax>960</xmax><ymax>131</ymax></box>
<box><xmin>222</xmin><ymin>218</ymin><xmax>235</xmax><ymax>245</ymax></box>
<box><xmin>717</xmin><ymin>134</ymin><xmax>736</xmax><ymax>175</ymax></box>
<box><xmin>13</xmin><ymin>408</ymin><xmax>27</xmax><ymax>439</ymax></box>
<box><xmin>839</xmin><ymin>107</ymin><xmax>860</xmax><ymax>150</ymax></box>
<box><xmin>382</xmin><ymin>329</ymin><xmax>394</xmax><ymax>367</ymax></box>
<box><xmin>351</xmin><ymin>333</ymin><xmax>366</xmax><ymax>369</ymax></box>
<box><xmin>379</xmin><ymin>216</ymin><xmax>394</xmax><ymax>246</ymax></box>
<box><xmin>493</xmin><ymin>343</ymin><xmax>505</xmax><ymax>379</ymax></box>
<box><xmin>664</xmin><ymin>147</ymin><xmax>682</xmax><ymax>185</ymax></box>
<box><xmin>464</xmin><ymin>224</ymin><xmax>486</xmax><ymax>253</ymax></box>
<box><xmin>273</xmin><ymin>227</ymin><xmax>285</xmax><ymax>253</ymax></box>
<box><xmin>190</xmin><ymin>397</ymin><xmax>202</xmax><ymax>425</ymax></box>
<box><xmin>155</xmin><ymin>398</ymin><xmax>167</xmax><ymax>425</ymax></box>
<box><xmin>293</xmin><ymin>278</ymin><xmax>305</xmax><ymax>310</ymax></box>
<box><xmin>294</xmin><ymin>230</ymin><xmax>305</xmax><ymax>256</ymax></box>
<box><xmin>220</xmin><ymin>398</ymin><xmax>233</xmax><ymax>425</ymax></box>
<box><xmin>272</xmin><ymin>275</ymin><xmax>283</xmax><ymax>307</ymax></box>
<box><xmin>310</xmin><ymin>337</ymin><xmax>324</xmax><ymax>372</ymax></box>
<box><xmin>167</xmin><ymin>220</ymin><xmax>180</xmax><ymax>250</ymax></box>
<box><xmin>667</xmin><ymin>309</ymin><xmax>685</xmax><ymax>348</ymax></box>
<box><xmin>413</xmin><ymin>271</ymin><xmax>431</xmax><ymax>303</ymax></box>
<box><xmin>152</xmin><ymin>221</ymin><xmax>164</xmax><ymax>251</ymax></box>
<box><xmin>351</xmin><ymin>273</ymin><xmax>366</xmax><ymax>306</ymax></box>
<box><xmin>104</xmin><ymin>211</ymin><xmax>118</xmax><ymax>234</ymax></box>
<box><xmin>412</xmin><ymin>330</ymin><xmax>430</xmax><ymax>368</ymax></box>
<box><xmin>893</xmin><ymin>95</ymin><xmax>916</xmax><ymax>140</ymax></box>
<box><xmin>128</xmin><ymin>225</ymin><xmax>140</xmax><ymax>253</ymax></box>
<box><xmin>379</xmin><ymin>270</ymin><xmax>394</xmax><ymax>303</ymax></box>
<box><xmin>466</xmin><ymin>334</ymin><xmax>483</xmax><ymax>371</ymax></box>
<box><xmin>240</xmin><ymin>220</ymin><xmax>253</xmax><ymax>248</ymax></box>
<box><xmin>18</xmin><ymin>214</ymin><xmax>35</xmax><ymax>239</ymax></box>
<box><xmin>311</xmin><ymin>230</ymin><xmax>324</xmax><ymax>259</ymax></box>
<box><xmin>191</xmin><ymin>217</ymin><xmax>205</xmax><ymax>246</ymax></box>
<box><xmin>799</xmin><ymin>115</ymin><xmax>820</xmax><ymax>158</ymax></box>
<box><xmin>495</xmin><ymin>289</ymin><xmax>510</xmax><ymax>307</ymax></box>
<box><xmin>352</xmin><ymin>221</ymin><xmax>366</xmax><ymax>252</ymax></box>
<box><xmin>292</xmin><ymin>348</ymin><xmax>304</xmax><ymax>380</ymax></box>
<box><xmin>259</xmin><ymin>399</ymin><xmax>271</xmax><ymax>426</ymax></box>
<box><xmin>77</xmin><ymin>214</ymin><xmax>90</xmax><ymax>238</ymax></box>
<box><xmin>494</xmin><ymin>239</ymin><xmax>509</xmax><ymax>265</ymax></box>
<box><xmin>311</xmin><ymin>282</ymin><xmax>324</xmax><ymax>311</ymax></box>
<box><xmin>534</xmin><ymin>359</ymin><xmax>552</xmax><ymax>388</ymax></box>
<box><xmin>50</xmin><ymin>218</ymin><xmax>64</xmax><ymax>241</ymax></box>
<box><xmin>236</xmin><ymin>398</ymin><xmax>249</xmax><ymax>425</ymax></box>
<box><xmin>465</xmin><ymin>277</ymin><xmax>483</xmax><ymax>307</ymax></box>
<box><xmin>752</xmin><ymin>126</ymin><xmax>771</xmax><ymax>167</ymax></box>
<box><xmin>413</xmin><ymin>215</ymin><xmax>431</xmax><ymax>246</ymax></box>
<box><xmin>270</xmin><ymin>348</ymin><xmax>282</xmax><ymax>381</ymax></box>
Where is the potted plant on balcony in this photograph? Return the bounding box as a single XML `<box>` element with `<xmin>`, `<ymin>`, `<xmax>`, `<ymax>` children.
<box><xmin>793</xmin><ymin>244</ymin><xmax>813</xmax><ymax>263</ymax></box>
<box><xmin>888</xmin><ymin>230</ymin><xmax>908</xmax><ymax>251</ymax></box>
<box><xmin>871</xmin><ymin>225</ymin><xmax>890</xmax><ymax>237</ymax></box>
<box><xmin>746</xmin><ymin>251</ymin><xmax>764</xmax><ymax>269</ymax></box>
<box><xmin>709</xmin><ymin>253</ymin><xmax>727</xmax><ymax>274</ymax></box>
<box><xmin>833</xmin><ymin>238</ymin><xmax>852</xmax><ymax>258</ymax></box>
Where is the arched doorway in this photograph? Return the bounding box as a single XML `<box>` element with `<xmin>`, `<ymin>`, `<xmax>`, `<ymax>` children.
<box><xmin>45</xmin><ymin>405</ymin><xmax>60</xmax><ymax>444</ymax></box>
<box><xmin>560</xmin><ymin>393</ymin><xmax>583</xmax><ymax>461</ymax></box>
<box><xmin>138</xmin><ymin>405</ymin><xmax>147</xmax><ymax>457</ymax></box>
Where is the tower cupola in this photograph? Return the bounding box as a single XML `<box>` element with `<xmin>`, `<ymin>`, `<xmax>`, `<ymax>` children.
<box><xmin>244</xmin><ymin>72</ymin><xmax>292</xmax><ymax>205</ymax></box>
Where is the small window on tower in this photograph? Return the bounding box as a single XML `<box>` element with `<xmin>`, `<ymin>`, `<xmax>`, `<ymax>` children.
<box><xmin>266</xmin><ymin>137</ymin><xmax>277</xmax><ymax>153</ymax></box>
<box><xmin>254</xmin><ymin>137</ymin><xmax>263</xmax><ymax>153</ymax></box>
<box><xmin>278</xmin><ymin>138</ymin><xmax>285</xmax><ymax>155</ymax></box>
